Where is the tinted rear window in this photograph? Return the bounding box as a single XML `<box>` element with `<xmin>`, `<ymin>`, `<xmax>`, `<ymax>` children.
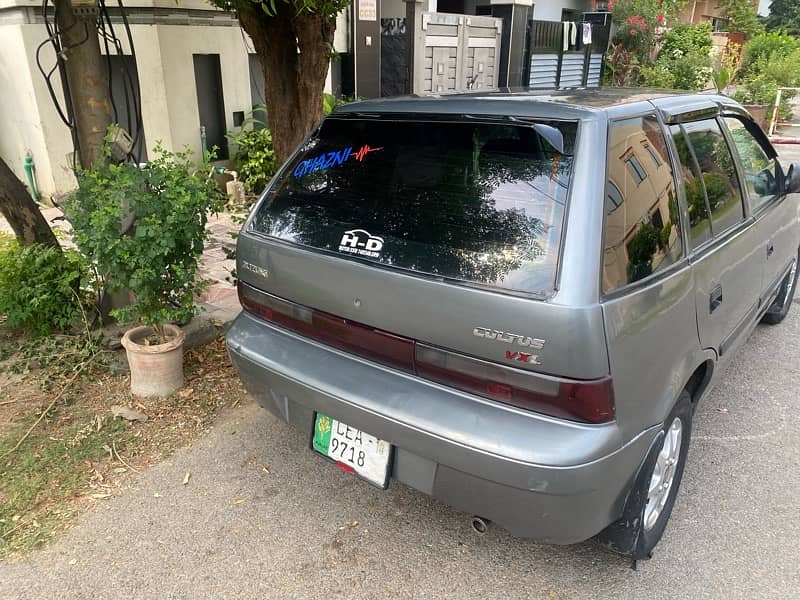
<box><xmin>251</xmin><ymin>117</ymin><xmax>577</xmax><ymax>295</ymax></box>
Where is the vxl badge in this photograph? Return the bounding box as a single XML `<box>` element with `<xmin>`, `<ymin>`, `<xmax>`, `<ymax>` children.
<box><xmin>338</xmin><ymin>229</ymin><xmax>384</xmax><ymax>258</ymax></box>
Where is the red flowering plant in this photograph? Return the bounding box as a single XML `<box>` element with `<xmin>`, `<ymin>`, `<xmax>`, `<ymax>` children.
<box><xmin>609</xmin><ymin>0</ymin><xmax>687</xmax><ymax>73</ymax></box>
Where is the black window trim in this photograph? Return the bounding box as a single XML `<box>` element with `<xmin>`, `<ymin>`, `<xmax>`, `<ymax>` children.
<box><xmin>600</xmin><ymin>110</ymin><xmax>688</xmax><ymax>300</ymax></box>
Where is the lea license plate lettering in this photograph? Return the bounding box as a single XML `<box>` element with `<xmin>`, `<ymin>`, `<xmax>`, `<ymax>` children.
<box><xmin>313</xmin><ymin>414</ymin><xmax>391</xmax><ymax>487</ymax></box>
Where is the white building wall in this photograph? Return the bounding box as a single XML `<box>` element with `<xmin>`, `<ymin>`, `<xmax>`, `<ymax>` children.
<box><xmin>0</xmin><ymin>25</ymin><xmax>53</xmax><ymax>197</ymax></box>
<box><xmin>0</xmin><ymin>1</ymin><xmax>354</xmax><ymax>197</ymax></box>
<box><xmin>532</xmin><ymin>0</ymin><xmax>592</xmax><ymax>21</ymax></box>
<box><xmin>155</xmin><ymin>24</ymin><xmax>252</xmax><ymax>157</ymax></box>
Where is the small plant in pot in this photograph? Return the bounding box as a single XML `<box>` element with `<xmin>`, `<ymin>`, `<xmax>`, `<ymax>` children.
<box><xmin>67</xmin><ymin>140</ymin><xmax>225</xmax><ymax>397</ymax></box>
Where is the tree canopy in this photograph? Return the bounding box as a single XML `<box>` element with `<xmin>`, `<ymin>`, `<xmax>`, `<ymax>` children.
<box><xmin>765</xmin><ymin>0</ymin><xmax>800</xmax><ymax>35</ymax></box>
<box><xmin>718</xmin><ymin>0</ymin><xmax>764</xmax><ymax>37</ymax></box>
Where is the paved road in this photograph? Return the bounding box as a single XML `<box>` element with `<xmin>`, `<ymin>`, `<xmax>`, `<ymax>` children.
<box><xmin>2</xmin><ymin>300</ymin><xmax>799</xmax><ymax>599</ymax></box>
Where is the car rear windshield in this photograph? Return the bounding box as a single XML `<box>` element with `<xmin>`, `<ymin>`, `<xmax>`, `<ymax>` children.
<box><xmin>251</xmin><ymin>116</ymin><xmax>577</xmax><ymax>296</ymax></box>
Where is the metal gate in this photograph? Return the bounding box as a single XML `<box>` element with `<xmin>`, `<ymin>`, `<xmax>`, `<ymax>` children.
<box><xmin>410</xmin><ymin>12</ymin><xmax>503</xmax><ymax>94</ymax></box>
<box><xmin>527</xmin><ymin>18</ymin><xmax>609</xmax><ymax>89</ymax></box>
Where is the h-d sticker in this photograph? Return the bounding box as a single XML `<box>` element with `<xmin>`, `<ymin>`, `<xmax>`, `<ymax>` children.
<box><xmin>338</xmin><ymin>229</ymin><xmax>384</xmax><ymax>258</ymax></box>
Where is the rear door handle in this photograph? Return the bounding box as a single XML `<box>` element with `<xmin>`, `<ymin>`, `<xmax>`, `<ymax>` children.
<box><xmin>767</xmin><ymin>243</ymin><xmax>775</xmax><ymax>258</ymax></box>
<box><xmin>709</xmin><ymin>284</ymin><xmax>723</xmax><ymax>313</ymax></box>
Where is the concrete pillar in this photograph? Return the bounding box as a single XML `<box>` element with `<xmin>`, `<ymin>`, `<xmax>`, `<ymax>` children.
<box><xmin>490</xmin><ymin>0</ymin><xmax>532</xmax><ymax>88</ymax></box>
<box><xmin>404</xmin><ymin>0</ymin><xmax>425</xmax><ymax>94</ymax></box>
<box><xmin>352</xmin><ymin>0</ymin><xmax>381</xmax><ymax>98</ymax></box>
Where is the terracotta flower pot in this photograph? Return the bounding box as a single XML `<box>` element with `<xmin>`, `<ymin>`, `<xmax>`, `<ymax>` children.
<box><xmin>121</xmin><ymin>323</ymin><xmax>186</xmax><ymax>397</ymax></box>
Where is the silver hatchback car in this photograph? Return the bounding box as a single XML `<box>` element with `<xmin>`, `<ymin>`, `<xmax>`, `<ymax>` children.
<box><xmin>226</xmin><ymin>89</ymin><xmax>800</xmax><ymax>559</ymax></box>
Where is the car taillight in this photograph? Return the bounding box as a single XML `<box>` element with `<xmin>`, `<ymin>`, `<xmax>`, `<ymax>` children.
<box><xmin>415</xmin><ymin>344</ymin><xmax>615</xmax><ymax>424</ymax></box>
<box><xmin>239</xmin><ymin>284</ymin><xmax>615</xmax><ymax>424</ymax></box>
<box><xmin>239</xmin><ymin>284</ymin><xmax>415</xmax><ymax>373</ymax></box>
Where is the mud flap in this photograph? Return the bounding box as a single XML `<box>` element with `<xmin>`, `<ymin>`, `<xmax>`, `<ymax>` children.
<box><xmin>596</xmin><ymin>429</ymin><xmax>664</xmax><ymax>559</ymax></box>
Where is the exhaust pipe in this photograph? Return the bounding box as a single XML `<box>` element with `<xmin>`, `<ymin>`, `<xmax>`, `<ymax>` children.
<box><xmin>470</xmin><ymin>516</ymin><xmax>491</xmax><ymax>534</ymax></box>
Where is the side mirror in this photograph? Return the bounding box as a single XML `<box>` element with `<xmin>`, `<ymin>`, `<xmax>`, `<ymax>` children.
<box><xmin>786</xmin><ymin>163</ymin><xmax>800</xmax><ymax>194</ymax></box>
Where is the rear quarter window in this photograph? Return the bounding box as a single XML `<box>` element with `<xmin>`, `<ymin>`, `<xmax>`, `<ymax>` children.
<box><xmin>251</xmin><ymin>116</ymin><xmax>577</xmax><ymax>296</ymax></box>
<box><xmin>603</xmin><ymin>115</ymin><xmax>683</xmax><ymax>292</ymax></box>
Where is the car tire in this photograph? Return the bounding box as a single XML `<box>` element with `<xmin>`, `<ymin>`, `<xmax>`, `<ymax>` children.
<box><xmin>595</xmin><ymin>391</ymin><xmax>693</xmax><ymax>561</ymax></box>
<box><xmin>761</xmin><ymin>251</ymin><xmax>799</xmax><ymax>325</ymax></box>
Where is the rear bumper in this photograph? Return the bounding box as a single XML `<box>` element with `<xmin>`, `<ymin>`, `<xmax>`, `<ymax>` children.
<box><xmin>226</xmin><ymin>312</ymin><xmax>658</xmax><ymax>544</ymax></box>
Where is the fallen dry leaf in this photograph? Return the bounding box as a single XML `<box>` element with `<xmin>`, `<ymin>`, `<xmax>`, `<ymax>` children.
<box><xmin>110</xmin><ymin>406</ymin><xmax>148</xmax><ymax>422</ymax></box>
<box><xmin>233</xmin><ymin>498</ymin><xmax>247</xmax><ymax>505</ymax></box>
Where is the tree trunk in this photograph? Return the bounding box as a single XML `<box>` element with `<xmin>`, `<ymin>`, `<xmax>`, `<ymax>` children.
<box><xmin>238</xmin><ymin>5</ymin><xmax>336</xmax><ymax>164</ymax></box>
<box><xmin>55</xmin><ymin>0</ymin><xmax>112</xmax><ymax>169</ymax></box>
<box><xmin>0</xmin><ymin>157</ymin><xmax>60</xmax><ymax>248</ymax></box>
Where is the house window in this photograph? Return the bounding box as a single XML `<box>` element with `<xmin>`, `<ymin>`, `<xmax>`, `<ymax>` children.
<box><xmin>643</xmin><ymin>143</ymin><xmax>662</xmax><ymax>167</ymax></box>
<box><xmin>607</xmin><ymin>181</ymin><xmax>624</xmax><ymax>212</ymax></box>
<box><xmin>625</xmin><ymin>155</ymin><xmax>648</xmax><ymax>184</ymax></box>
<box><xmin>711</xmin><ymin>17</ymin><xmax>728</xmax><ymax>32</ymax></box>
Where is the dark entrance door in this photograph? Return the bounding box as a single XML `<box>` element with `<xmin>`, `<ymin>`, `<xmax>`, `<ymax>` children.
<box><xmin>193</xmin><ymin>54</ymin><xmax>228</xmax><ymax>159</ymax></box>
<box><xmin>104</xmin><ymin>54</ymin><xmax>147</xmax><ymax>161</ymax></box>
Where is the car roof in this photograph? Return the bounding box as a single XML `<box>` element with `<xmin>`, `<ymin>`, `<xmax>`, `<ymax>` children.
<box><xmin>334</xmin><ymin>88</ymin><xmax>740</xmax><ymax>121</ymax></box>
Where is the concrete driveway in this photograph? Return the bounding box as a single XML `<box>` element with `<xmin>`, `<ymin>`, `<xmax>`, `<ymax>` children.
<box><xmin>1</xmin><ymin>301</ymin><xmax>799</xmax><ymax>599</ymax></box>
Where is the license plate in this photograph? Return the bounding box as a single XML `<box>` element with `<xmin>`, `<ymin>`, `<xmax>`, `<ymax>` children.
<box><xmin>312</xmin><ymin>413</ymin><xmax>392</xmax><ymax>488</ymax></box>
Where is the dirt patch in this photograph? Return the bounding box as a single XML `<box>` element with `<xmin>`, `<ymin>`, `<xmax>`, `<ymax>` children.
<box><xmin>0</xmin><ymin>334</ymin><xmax>245</xmax><ymax>560</ymax></box>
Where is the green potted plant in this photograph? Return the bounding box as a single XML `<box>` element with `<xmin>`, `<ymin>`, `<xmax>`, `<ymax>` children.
<box><xmin>67</xmin><ymin>140</ymin><xmax>224</xmax><ymax>397</ymax></box>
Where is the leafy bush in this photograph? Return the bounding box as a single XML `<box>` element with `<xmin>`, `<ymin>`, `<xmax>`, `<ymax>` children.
<box><xmin>734</xmin><ymin>34</ymin><xmax>800</xmax><ymax>122</ymax></box>
<box><xmin>641</xmin><ymin>63</ymin><xmax>676</xmax><ymax>88</ymax></box>
<box><xmin>0</xmin><ymin>238</ymin><xmax>87</xmax><ymax>336</ymax></box>
<box><xmin>608</xmin><ymin>0</ymin><xmax>685</xmax><ymax>61</ymax></box>
<box><xmin>644</xmin><ymin>23</ymin><xmax>714</xmax><ymax>91</ymax></box>
<box><xmin>227</xmin><ymin>123</ymin><xmax>278</xmax><ymax>195</ymax></box>
<box><xmin>323</xmin><ymin>93</ymin><xmax>356</xmax><ymax>114</ymax></box>
<box><xmin>660</xmin><ymin>22</ymin><xmax>713</xmax><ymax>57</ymax></box>
<box><xmin>740</xmin><ymin>31</ymin><xmax>800</xmax><ymax>78</ymax></box>
<box><xmin>67</xmin><ymin>142</ymin><xmax>225</xmax><ymax>336</ymax></box>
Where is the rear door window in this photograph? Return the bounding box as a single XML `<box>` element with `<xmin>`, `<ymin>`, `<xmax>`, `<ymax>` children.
<box><xmin>252</xmin><ymin>117</ymin><xmax>576</xmax><ymax>296</ymax></box>
<box><xmin>681</xmin><ymin>119</ymin><xmax>745</xmax><ymax>235</ymax></box>
<box><xmin>603</xmin><ymin>115</ymin><xmax>683</xmax><ymax>292</ymax></box>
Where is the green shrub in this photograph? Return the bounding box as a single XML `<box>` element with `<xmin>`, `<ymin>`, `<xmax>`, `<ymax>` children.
<box><xmin>323</xmin><ymin>93</ymin><xmax>357</xmax><ymax>114</ymax></box>
<box><xmin>67</xmin><ymin>142</ymin><xmax>225</xmax><ymax>335</ymax></box>
<box><xmin>660</xmin><ymin>22</ymin><xmax>713</xmax><ymax>57</ymax></box>
<box><xmin>227</xmin><ymin>120</ymin><xmax>278</xmax><ymax>196</ymax></box>
<box><xmin>641</xmin><ymin>64</ymin><xmax>676</xmax><ymax>88</ymax></box>
<box><xmin>0</xmin><ymin>239</ymin><xmax>87</xmax><ymax>336</ymax></box>
<box><xmin>734</xmin><ymin>41</ymin><xmax>800</xmax><ymax>122</ymax></box>
<box><xmin>646</xmin><ymin>23</ymin><xmax>713</xmax><ymax>91</ymax></box>
<box><xmin>740</xmin><ymin>31</ymin><xmax>800</xmax><ymax>77</ymax></box>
